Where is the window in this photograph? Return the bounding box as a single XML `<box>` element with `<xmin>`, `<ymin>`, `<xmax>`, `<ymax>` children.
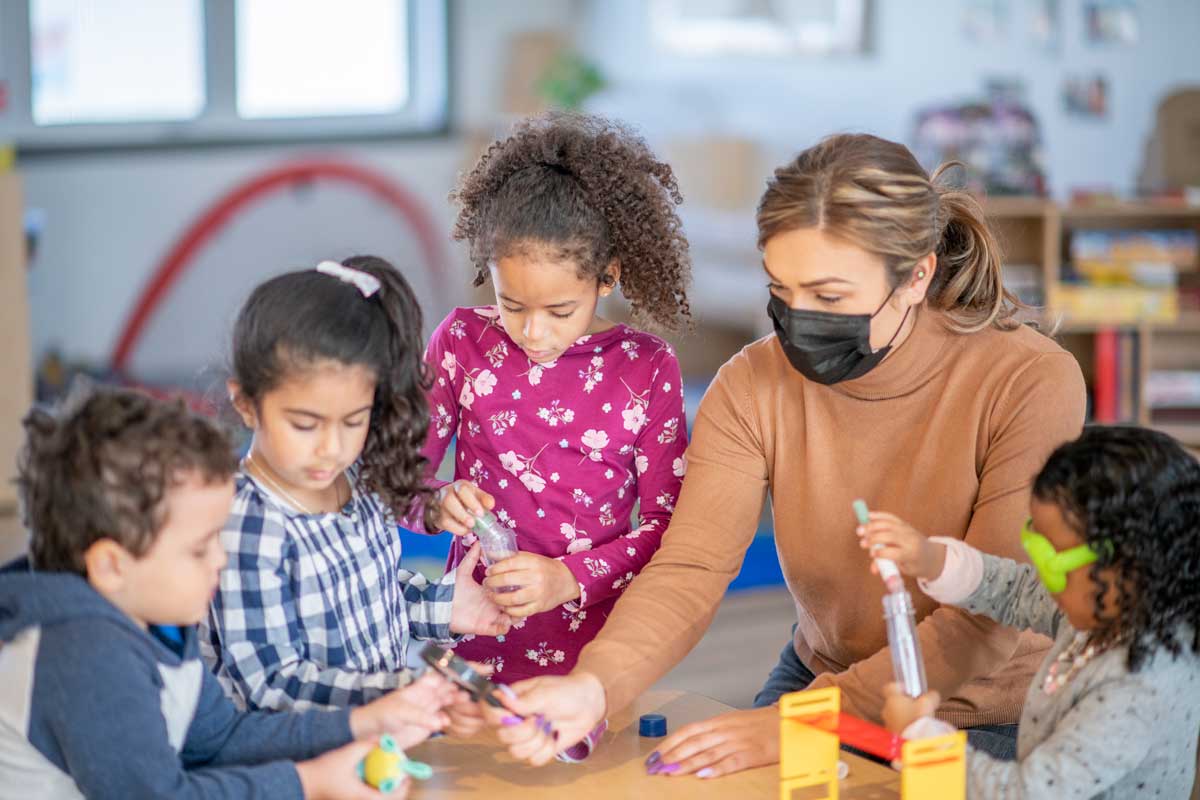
<box><xmin>31</xmin><ymin>0</ymin><xmax>205</xmax><ymax>125</ymax></box>
<box><xmin>0</xmin><ymin>0</ymin><xmax>449</xmax><ymax>149</ymax></box>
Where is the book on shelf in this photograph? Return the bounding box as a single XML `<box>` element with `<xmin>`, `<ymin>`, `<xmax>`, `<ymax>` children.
<box><xmin>1091</xmin><ymin>328</ymin><xmax>1142</xmax><ymax>425</ymax></box>
<box><xmin>1070</xmin><ymin>229</ymin><xmax>1198</xmax><ymax>269</ymax></box>
<box><xmin>1147</xmin><ymin>371</ymin><xmax>1200</xmax><ymax>410</ymax></box>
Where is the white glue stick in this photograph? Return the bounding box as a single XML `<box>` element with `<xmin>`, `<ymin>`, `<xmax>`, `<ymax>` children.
<box><xmin>853</xmin><ymin>499</ymin><xmax>904</xmax><ymax>594</ymax></box>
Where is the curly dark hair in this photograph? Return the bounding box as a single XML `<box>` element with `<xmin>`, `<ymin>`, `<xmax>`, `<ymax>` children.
<box><xmin>450</xmin><ymin>111</ymin><xmax>692</xmax><ymax>333</ymax></box>
<box><xmin>1033</xmin><ymin>425</ymin><xmax>1200</xmax><ymax>671</ymax></box>
<box><xmin>17</xmin><ymin>384</ymin><xmax>237</xmax><ymax>576</ymax></box>
<box><xmin>230</xmin><ymin>255</ymin><xmax>438</xmax><ymax>530</ymax></box>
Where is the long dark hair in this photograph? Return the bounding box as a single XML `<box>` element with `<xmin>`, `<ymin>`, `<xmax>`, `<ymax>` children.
<box><xmin>1033</xmin><ymin>425</ymin><xmax>1200</xmax><ymax>671</ymax></box>
<box><xmin>230</xmin><ymin>255</ymin><xmax>436</xmax><ymax>528</ymax></box>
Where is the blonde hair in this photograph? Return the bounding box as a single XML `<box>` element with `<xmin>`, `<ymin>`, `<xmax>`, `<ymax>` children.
<box><xmin>756</xmin><ymin>133</ymin><xmax>1022</xmax><ymax>334</ymax></box>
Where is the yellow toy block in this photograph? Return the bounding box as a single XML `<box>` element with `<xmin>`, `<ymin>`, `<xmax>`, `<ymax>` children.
<box><xmin>779</xmin><ymin>687</ymin><xmax>966</xmax><ymax>800</ymax></box>
<box><xmin>900</xmin><ymin>731</ymin><xmax>967</xmax><ymax>800</ymax></box>
<box><xmin>780</xmin><ymin>687</ymin><xmax>841</xmax><ymax>800</ymax></box>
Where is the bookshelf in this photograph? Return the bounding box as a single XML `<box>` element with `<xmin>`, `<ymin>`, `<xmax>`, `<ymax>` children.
<box><xmin>986</xmin><ymin>200</ymin><xmax>1200</xmax><ymax>449</ymax></box>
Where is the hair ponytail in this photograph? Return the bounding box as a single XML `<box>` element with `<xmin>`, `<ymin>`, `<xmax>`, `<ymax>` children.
<box><xmin>341</xmin><ymin>256</ymin><xmax>438</xmax><ymax>531</ymax></box>
<box><xmin>929</xmin><ymin>170</ymin><xmax>1022</xmax><ymax>333</ymax></box>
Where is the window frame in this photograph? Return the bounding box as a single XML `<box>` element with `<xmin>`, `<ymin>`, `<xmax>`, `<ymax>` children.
<box><xmin>0</xmin><ymin>0</ymin><xmax>450</xmax><ymax>152</ymax></box>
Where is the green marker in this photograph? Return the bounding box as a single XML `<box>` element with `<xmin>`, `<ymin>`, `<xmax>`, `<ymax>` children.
<box><xmin>853</xmin><ymin>498</ymin><xmax>902</xmax><ymax>593</ymax></box>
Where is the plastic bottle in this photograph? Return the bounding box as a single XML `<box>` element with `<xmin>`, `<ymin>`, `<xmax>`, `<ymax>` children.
<box><xmin>883</xmin><ymin>590</ymin><xmax>928</xmax><ymax>697</ymax></box>
<box><xmin>471</xmin><ymin>511</ymin><xmax>520</xmax><ymax>593</ymax></box>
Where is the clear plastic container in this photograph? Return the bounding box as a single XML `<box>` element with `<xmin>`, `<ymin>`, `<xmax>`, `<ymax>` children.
<box><xmin>883</xmin><ymin>591</ymin><xmax>927</xmax><ymax>697</ymax></box>
<box><xmin>471</xmin><ymin>512</ymin><xmax>520</xmax><ymax>593</ymax></box>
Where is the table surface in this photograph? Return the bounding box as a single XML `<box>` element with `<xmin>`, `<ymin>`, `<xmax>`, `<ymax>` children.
<box><xmin>408</xmin><ymin>689</ymin><xmax>901</xmax><ymax>799</ymax></box>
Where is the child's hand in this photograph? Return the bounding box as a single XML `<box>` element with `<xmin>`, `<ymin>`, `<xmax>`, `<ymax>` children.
<box><xmin>450</xmin><ymin>543</ymin><xmax>514</xmax><ymax>636</ymax></box>
<box><xmin>856</xmin><ymin>512</ymin><xmax>947</xmax><ymax>581</ymax></box>
<box><xmin>443</xmin><ymin>661</ymin><xmax>495</xmax><ymax>738</ymax></box>
<box><xmin>881</xmin><ymin>682</ymin><xmax>942</xmax><ymax>735</ymax></box>
<box><xmin>350</xmin><ymin>671</ymin><xmax>460</xmax><ymax>748</ymax></box>
<box><xmin>296</xmin><ymin>738</ymin><xmax>408</xmax><ymax>799</ymax></box>
<box><xmin>482</xmin><ymin>553</ymin><xmax>581</xmax><ymax>619</ymax></box>
<box><xmin>435</xmin><ymin>480</ymin><xmax>495</xmax><ymax>536</ymax></box>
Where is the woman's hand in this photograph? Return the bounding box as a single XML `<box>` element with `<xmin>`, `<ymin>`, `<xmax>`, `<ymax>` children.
<box><xmin>481</xmin><ymin>672</ymin><xmax>608</xmax><ymax>766</ymax></box>
<box><xmin>449</xmin><ymin>543</ymin><xmax>513</xmax><ymax>636</ymax></box>
<box><xmin>482</xmin><ymin>553</ymin><xmax>580</xmax><ymax>619</ymax></box>
<box><xmin>881</xmin><ymin>682</ymin><xmax>942</xmax><ymax>734</ymax></box>
<box><xmin>856</xmin><ymin>512</ymin><xmax>946</xmax><ymax>581</ymax></box>
<box><xmin>647</xmin><ymin>706</ymin><xmax>779</xmax><ymax>779</ymax></box>
<box><xmin>435</xmin><ymin>480</ymin><xmax>495</xmax><ymax>536</ymax></box>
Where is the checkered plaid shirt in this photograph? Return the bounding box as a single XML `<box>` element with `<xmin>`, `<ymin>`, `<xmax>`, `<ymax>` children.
<box><xmin>200</xmin><ymin>470</ymin><xmax>456</xmax><ymax>711</ymax></box>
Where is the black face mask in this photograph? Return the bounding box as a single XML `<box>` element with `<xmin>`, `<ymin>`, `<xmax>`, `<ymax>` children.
<box><xmin>768</xmin><ymin>291</ymin><xmax>911</xmax><ymax>385</ymax></box>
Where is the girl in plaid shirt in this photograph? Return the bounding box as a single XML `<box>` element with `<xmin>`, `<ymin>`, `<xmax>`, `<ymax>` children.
<box><xmin>201</xmin><ymin>256</ymin><xmax>510</xmax><ymax>715</ymax></box>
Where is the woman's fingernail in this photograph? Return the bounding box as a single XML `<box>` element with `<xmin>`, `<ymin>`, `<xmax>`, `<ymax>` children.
<box><xmin>697</xmin><ymin>768</ymin><xmax>715</xmax><ymax>779</ymax></box>
<box><xmin>645</xmin><ymin>751</ymin><xmax>661</xmax><ymax>767</ymax></box>
<box><xmin>646</xmin><ymin>763</ymin><xmax>662</xmax><ymax>776</ymax></box>
<box><xmin>501</xmin><ymin>716</ymin><xmax>522</xmax><ymax>726</ymax></box>
<box><xmin>657</xmin><ymin>763</ymin><xmax>680</xmax><ymax>775</ymax></box>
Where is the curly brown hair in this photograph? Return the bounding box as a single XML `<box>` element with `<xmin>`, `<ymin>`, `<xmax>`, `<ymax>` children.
<box><xmin>230</xmin><ymin>255</ymin><xmax>438</xmax><ymax>530</ymax></box>
<box><xmin>17</xmin><ymin>384</ymin><xmax>238</xmax><ymax>576</ymax></box>
<box><xmin>451</xmin><ymin>111</ymin><xmax>692</xmax><ymax>333</ymax></box>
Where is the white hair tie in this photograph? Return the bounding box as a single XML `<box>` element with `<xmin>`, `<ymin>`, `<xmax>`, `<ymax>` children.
<box><xmin>315</xmin><ymin>261</ymin><xmax>381</xmax><ymax>298</ymax></box>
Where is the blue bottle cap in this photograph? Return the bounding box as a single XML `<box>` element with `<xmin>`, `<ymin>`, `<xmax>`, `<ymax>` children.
<box><xmin>639</xmin><ymin>713</ymin><xmax>667</xmax><ymax>738</ymax></box>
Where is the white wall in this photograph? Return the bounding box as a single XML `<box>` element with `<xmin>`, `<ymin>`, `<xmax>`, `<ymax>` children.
<box><xmin>579</xmin><ymin>0</ymin><xmax>1200</xmax><ymax>199</ymax></box>
<box><xmin>19</xmin><ymin>0</ymin><xmax>1200</xmax><ymax>375</ymax></box>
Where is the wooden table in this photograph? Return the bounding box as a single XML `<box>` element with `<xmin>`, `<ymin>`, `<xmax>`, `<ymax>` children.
<box><xmin>408</xmin><ymin>690</ymin><xmax>901</xmax><ymax>799</ymax></box>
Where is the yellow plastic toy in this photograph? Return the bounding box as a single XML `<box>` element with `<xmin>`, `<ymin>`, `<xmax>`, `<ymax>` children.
<box><xmin>358</xmin><ymin>734</ymin><xmax>433</xmax><ymax>793</ymax></box>
<box><xmin>779</xmin><ymin>686</ymin><xmax>965</xmax><ymax>800</ymax></box>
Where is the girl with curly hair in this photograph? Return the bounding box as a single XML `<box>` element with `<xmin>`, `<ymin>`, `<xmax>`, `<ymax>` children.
<box><xmin>868</xmin><ymin>425</ymin><xmax>1200</xmax><ymax>798</ymax></box>
<box><xmin>419</xmin><ymin>112</ymin><xmax>692</xmax><ymax>709</ymax></box>
<box><xmin>201</xmin><ymin>255</ymin><xmax>510</xmax><ymax>714</ymax></box>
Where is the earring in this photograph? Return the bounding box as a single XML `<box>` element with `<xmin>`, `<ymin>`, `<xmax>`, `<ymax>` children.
<box><xmin>917</xmin><ymin>270</ymin><xmax>926</xmax><ymax>279</ymax></box>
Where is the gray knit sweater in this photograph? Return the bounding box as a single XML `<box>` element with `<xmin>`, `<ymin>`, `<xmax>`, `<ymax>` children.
<box><xmin>947</xmin><ymin>551</ymin><xmax>1200</xmax><ymax>799</ymax></box>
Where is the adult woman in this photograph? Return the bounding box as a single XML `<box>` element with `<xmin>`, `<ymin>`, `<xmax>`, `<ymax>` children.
<box><xmin>483</xmin><ymin>133</ymin><xmax>1086</xmax><ymax>776</ymax></box>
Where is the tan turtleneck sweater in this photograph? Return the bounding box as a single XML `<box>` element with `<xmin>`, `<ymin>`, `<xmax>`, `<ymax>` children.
<box><xmin>576</xmin><ymin>309</ymin><xmax>1087</xmax><ymax>728</ymax></box>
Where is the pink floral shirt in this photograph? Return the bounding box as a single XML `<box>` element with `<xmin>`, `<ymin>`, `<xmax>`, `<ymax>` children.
<box><xmin>421</xmin><ymin>306</ymin><xmax>688</xmax><ymax>682</ymax></box>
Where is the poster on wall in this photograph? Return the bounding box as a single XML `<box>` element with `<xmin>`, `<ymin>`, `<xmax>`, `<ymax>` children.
<box><xmin>962</xmin><ymin>0</ymin><xmax>1009</xmax><ymax>41</ymax></box>
<box><xmin>1029</xmin><ymin>0</ymin><xmax>1061</xmax><ymax>52</ymax></box>
<box><xmin>649</xmin><ymin>0</ymin><xmax>869</xmax><ymax>57</ymax></box>
<box><xmin>1084</xmin><ymin>0</ymin><xmax>1138</xmax><ymax>45</ymax></box>
<box><xmin>1062</xmin><ymin>74</ymin><xmax>1109</xmax><ymax>118</ymax></box>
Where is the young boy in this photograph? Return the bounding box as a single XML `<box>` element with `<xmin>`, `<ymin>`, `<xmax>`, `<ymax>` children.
<box><xmin>0</xmin><ymin>386</ymin><xmax>459</xmax><ymax>799</ymax></box>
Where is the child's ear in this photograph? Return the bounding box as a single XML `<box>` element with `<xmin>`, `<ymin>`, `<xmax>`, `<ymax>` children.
<box><xmin>600</xmin><ymin>260</ymin><xmax>621</xmax><ymax>298</ymax></box>
<box><xmin>226</xmin><ymin>380</ymin><xmax>258</xmax><ymax>428</ymax></box>
<box><xmin>83</xmin><ymin>539</ymin><xmax>132</xmax><ymax>598</ymax></box>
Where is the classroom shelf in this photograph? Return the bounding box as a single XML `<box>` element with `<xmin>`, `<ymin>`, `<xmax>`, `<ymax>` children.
<box><xmin>985</xmin><ymin>199</ymin><xmax>1200</xmax><ymax>431</ymax></box>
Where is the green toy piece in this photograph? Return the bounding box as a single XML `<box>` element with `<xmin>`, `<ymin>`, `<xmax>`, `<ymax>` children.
<box><xmin>359</xmin><ymin>734</ymin><xmax>433</xmax><ymax>793</ymax></box>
